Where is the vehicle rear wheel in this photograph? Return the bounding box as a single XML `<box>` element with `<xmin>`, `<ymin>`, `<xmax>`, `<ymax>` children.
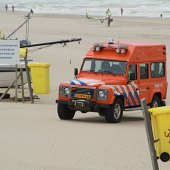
<box><xmin>150</xmin><ymin>95</ymin><xmax>161</xmax><ymax>108</ymax></box>
<box><xmin>104</xmin><ymin>97</ymin><xmax>123</xmax><ymax>123</ymax></box>
<box><xmin>58</xmin><ymin>103</ymin><xmax>75</xmax><ymax>120</ymax></box>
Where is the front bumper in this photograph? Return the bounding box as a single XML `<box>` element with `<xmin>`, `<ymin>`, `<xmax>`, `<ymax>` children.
<box><xmin>56</xmin><ymin>99</ymin><xmax>110</xmax><ymax>112</ymax></box>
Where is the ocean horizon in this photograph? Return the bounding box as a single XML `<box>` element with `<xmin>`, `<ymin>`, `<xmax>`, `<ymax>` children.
<box><xmin>0</xmin><ymin>0</ymin><xmax>170</xmax><ymax>17</ymax></box>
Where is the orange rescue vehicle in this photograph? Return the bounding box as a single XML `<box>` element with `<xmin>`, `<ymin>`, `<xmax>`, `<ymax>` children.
<box><xmin>56</xmin><ymin>39</ymin><xmax>167</xmax><ymax>123</ymax></box>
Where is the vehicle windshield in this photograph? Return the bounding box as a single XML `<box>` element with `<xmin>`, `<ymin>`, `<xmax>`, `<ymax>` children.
<box><xmin>81</xmin><ymin>59</ymin><xmax>127</xmax><ymax>75</ymax></box>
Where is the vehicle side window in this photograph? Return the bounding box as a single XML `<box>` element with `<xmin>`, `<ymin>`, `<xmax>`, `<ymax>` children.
<box><xmin>128</xmin><ymin>64</ymin><xmax>137</xmax><ymax>80</ymax></box>
<box><xmin>151</xmin><ymin>62</ymin><xmax>165</xmax><ymax>78</ymax></box>
<box><xmin>140</xmin><ymin>63</ymin><xmax>148</xmax><ymax>79</ymax></box>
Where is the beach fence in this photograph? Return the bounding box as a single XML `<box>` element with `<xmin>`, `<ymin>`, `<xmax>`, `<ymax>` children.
<box><xmin>0</xmin><ymin>40</ymin><xmax>51</xmax><ymax>103</ymax></box>
<box><xmin>0</xmin><ymin>40</ymin><xmax>34</xmax><ymax>103</ymax></box>
<box><xmin>141</xmin><ymin>98</ymin><xmax>170</xmax><ymax>170</ymax></box>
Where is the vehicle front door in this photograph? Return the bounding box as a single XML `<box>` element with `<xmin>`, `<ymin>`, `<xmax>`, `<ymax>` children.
<box><xmin>127</xmin><ymin>64</ymin><xmax>140</xmax><ymax>106</ymax></box>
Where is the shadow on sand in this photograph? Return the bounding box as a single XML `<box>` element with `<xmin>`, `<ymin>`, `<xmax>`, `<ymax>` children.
<box><xmin>71</xmin><ymin>115</ymin><xmax>144</xmax><ymax>124</ymax></box>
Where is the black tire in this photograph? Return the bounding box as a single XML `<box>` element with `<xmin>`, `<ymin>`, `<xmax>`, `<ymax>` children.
<box><xmin>104</xmin><ymin>97</ymin><xmax>123</xmax><ymax>123</ymax></box>
<box><xmin>160</xmin><ymin>152</ymin><xmax>170</xmax><ymax>162</ymax></box>
<box><xmin>150</xmin><ymin>95</ymin><xmax>161</xmax><ymax>108</ymax></box>
<box><xmin>58</xmin><ymin>103</ymin><xmax>75</xmax><ymax>120</ymax></box>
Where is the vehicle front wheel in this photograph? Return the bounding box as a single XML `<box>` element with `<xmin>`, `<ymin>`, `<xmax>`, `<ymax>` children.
<box><xmin>104</xmin><ymin>97</ymin><xmax>123</xmax><ymax>123</ymax></box>
<box><xmin>58</xmin><ymin>103</ymin><xmax>75</xmax><ymax>120</ymax></box>
<box><xmin>150</xmin><ymin>95</ymin><xmax>161</xmax><ymax>108</ymax></box>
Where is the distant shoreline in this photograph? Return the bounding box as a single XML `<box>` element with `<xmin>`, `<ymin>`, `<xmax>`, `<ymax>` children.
<box><xmin>0</xmin><ymin>9</ymin><xmax>169</xmax><ymax>20</ymax></box>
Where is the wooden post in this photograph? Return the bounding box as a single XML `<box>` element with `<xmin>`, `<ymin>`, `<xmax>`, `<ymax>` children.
<box><xmin>20</xmin><ymin>68</ymin><xmax>25</xmax><ymax>103</ymax></box>
<box><xmin>15</xmin><ymin>64</ymin><xmax>18</xmax><ymax>102</ymax></box>
<box><xmin>24</xmin><ymin>55</ymin><xmax>34</xmax><ymax>104</ymax></box>
<box><xmin>141</xmin><ymin>98</ymin><xmax>159</xmax><ymax>170</ymax></box>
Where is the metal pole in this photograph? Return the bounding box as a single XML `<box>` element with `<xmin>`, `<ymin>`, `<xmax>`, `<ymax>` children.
<box><xmin>25</xmin><ymin>14</ymin><xmax>29</xmax><ymax>40</ymax></box>
<box><xmin>6</xmin><ymin>16</ymin><xmax>31</xmax><ymax>39</ymax></box>
<box><xmin>141</xmin><ymin>98</ymin><xmax>159</xmax><ymax>170</ymax></box>
<box><xmin>20</xmin><ymin>38</ymin><xmax>82</xmax><ymax>48</ymax></box>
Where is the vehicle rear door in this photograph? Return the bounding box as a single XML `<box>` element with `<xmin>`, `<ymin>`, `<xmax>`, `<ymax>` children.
<box><xmin>138</xmin><ymin>63</ymin><xmax>151</xmax><ymax>103</ymax></box>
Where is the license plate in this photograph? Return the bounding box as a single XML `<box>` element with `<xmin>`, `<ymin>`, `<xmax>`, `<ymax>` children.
<box><xmin>75</xmin><ymin>94</ymin><xmax>91</xmax><ymax>99</ymax></box>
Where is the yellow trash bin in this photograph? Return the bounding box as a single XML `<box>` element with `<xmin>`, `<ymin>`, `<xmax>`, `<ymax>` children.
<box><xmin>148</xmin><ymin>106</ymin><xmax>170</xmax><ymax>162</ymax></box>
<box><xmin>28</xmin><ymin>62</ymin><xmax>50</xmax><ymax>94</ymax></box>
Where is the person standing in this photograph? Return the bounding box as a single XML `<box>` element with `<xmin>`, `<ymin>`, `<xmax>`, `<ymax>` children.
<box><xmin>121</xmin><ymin>6</ymin><xmax>123</xmax><ymax>16</ymax></box>
<box><xmin>5</xmin><ymin>4</ymin><xmax>8</xmax><ymax>12</ymax></box>
<box><xmin>106</xmin><ymin>8</ymin><xmax>113</xmax><ymax>27</ymax></box>
<box><xmin>107</xmin><ymin>15</ymin><xmax>113</xmax><ymax>27</ymax></box>
<box><xmin>30</xmin><ymin>9</ymin><xmax>34</xmax><ymax>14</ymax></box>
<box><xmin>12</xmin><ymin>5</ymin><xmax>15</xmax><ymax>12</ymax></box>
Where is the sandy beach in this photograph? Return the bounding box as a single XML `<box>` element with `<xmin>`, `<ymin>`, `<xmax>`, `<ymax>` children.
<box><xmin>0</xmin><ymin>10</ymin><xmax>170</xmax><ymax>170</ymax></box>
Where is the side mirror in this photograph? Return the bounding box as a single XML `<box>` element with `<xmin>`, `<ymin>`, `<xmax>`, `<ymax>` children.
<box><xmin>74</xmin><ymin>68</ymin><xmax>78</xmax><ymax>76</ymax></box>
<box><xmin>130</xmin><ymin>73</ymin><xmax>136</xmax><ymax>80</ymax></box>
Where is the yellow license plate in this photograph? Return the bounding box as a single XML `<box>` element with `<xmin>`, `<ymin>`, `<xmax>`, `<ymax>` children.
<box><xmin>75</xmin><ymin>94</ymin><xmax>91</xmax><ymax>99</ymax></box>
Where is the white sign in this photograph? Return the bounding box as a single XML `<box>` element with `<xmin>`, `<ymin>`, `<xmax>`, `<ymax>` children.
<box><xmin>0</xmin><ymin>40</ymin><xmax>20</xmax><ymax>65</ymax></box>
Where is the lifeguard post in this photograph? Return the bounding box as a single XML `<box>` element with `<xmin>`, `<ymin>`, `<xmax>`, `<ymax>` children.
<box><xmin>0</xmin><ymin>39</ymin><xmax>34</xmax><ymax>103</ymax></box>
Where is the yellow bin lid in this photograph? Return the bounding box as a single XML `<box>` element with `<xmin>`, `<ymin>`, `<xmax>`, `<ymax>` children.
<box><xmin>28</xmin><ymin>62</ymin><xmax>50</xmax><ymax>67</ymax></box>
<box><xmin>148</xmin><ymin>106</ymin><xmax>170</xmax><ymax>116</ymax></box>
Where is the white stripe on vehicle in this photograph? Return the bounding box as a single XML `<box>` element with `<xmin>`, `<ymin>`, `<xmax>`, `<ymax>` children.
<box><xmin>71</xmin><ymin>80</ymin><xmax>81</xmax><ymax>85</ymax></box>
<box><xmin>110</xmin><ymin>86</ymin><xmax>121</xmax><ymax>95</ymax></box>
<box><xmin>131</xmin><ymin>81</ymin><xmax>139</xmax><ymax>96</ymax></box>
<box><xmin>78</xmin><ymin>78</ymin><xmax>105</xmax><ymax>85</ymax></box>
<box><xmin>115</xmin><ymin>85</ymin><xmax>123</xmax><ymax>94</ymax></box>
<box><xmin>121</xmin><ymin>85</ymin><xmax>129</xmax><ymax>97</ymax></box>
<box><xmin>128</xmin><ymin>84</ymin><xmax>135</xmax><ymax>96</ymax></box>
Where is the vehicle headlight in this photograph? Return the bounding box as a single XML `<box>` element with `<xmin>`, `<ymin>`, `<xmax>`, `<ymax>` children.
<box><xmin>64</xmin><ymin>87</ymin><xmax>70</xmax><ymax>95</ymax></box>
<box><xmin>98</xmin><ymin>90</ymin><xmax>105</xmax><ymax>98</ymax></box>
<box><xmin>97</xmin><ymin>89</ymin><xmax>108</xmax><ymax>100</ymax></box>
<box><xmin>59</xmin><ymin>86</ymin><xmax>71</xmax><ymax>97</ymax></box>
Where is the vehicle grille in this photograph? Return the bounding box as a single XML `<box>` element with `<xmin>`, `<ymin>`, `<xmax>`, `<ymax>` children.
<box><xmin>71</xmin><ymin>87</ymin><xmax>94</xmax><ymax>100</ymax></box>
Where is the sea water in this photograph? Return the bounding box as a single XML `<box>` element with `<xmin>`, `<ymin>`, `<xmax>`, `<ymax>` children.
<box><xmin>0</xmin><ymin>0</ymin><xmax>170</xmax><ymax>17</ymax></box>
